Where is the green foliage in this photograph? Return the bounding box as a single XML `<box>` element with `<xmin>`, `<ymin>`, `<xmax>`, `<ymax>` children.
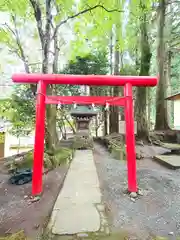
<box><xmin>0</xmin><ymin>0</ymin><xmax>29</xmax><ymax>17</ymax></box>
<box><xmin>62</xmin><ymin>51</ymin><xmax>108</xmax><ymax>75</ymax></box>
<box><xmin>0</xmin><ymin>52</ymin><xmax>109</xmax><ymax>139</ymax></box>
<box><xmin>120</xmin><ymin>65</ymin><xmax>138</xmax><ymax>75</ymax></box>
<box><xmin>0</xmin><ymin>85</ymin><xmax>35</xmax><ymax>137</ymax></box>
<box><xmin>59</xmin><ymin>51</ymin><xmax>109</xmax><ymax>97</ymax></box>
<box><xmin>70</xmin><ymin>0</ymin><xmax>159</xmax><ymax>60</ymax></box>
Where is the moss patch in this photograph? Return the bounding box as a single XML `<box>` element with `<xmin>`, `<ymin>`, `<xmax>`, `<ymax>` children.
<box><xmin>73</xmin><ymin>135</ymin><xmax>93</xmax><ymax>150</ymax></box>
<box><xmin>8</xmin><ymin>147</ymin><xmax>73</xmax><ymax>171</ymax></box>
<box><xmin>0</xmin><ymin>231</ymin><xmax>26</xmax><ymax>240</ymax></box>
<box><xmin>52</xmin><ymin>148</ymin><xmax>73</xmax><ymax>167</ymax></box>
<box><xmin>108</xmin><ymin>140</ymin><xmax>126</xmax><ymax>161</ymax></box>
<box><xmin>41</xmin><ymin>231</ymin><xmax>178</xmax><ymax>240</ymax></box>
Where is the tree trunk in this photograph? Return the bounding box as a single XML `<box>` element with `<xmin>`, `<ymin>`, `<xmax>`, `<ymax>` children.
<box><xmin>43</xmin><ymin>0</ymin><xmax>59</xmax><ymax>153</ymax></box>
<box><xmin>103</xmin><ymin>31</ymin><xmax>113</xmax><ymax>135</ymax></box>
<box><xmin>95</xmin><ymin>115</ymin><xmax>98</xmax><ymax>137</ymax></box>
<box><xmin>147</xmin><ymin>88</ymin><xmax>151</xmax><ymax>130</ymax></box>
<box><xmin>30</xmin><ymin>0</ymin><xmax>59</xmax><ymax>153</ymax></box>
<box><xmin>109</xmin><ymin>48</ymin><xmax>120</xmax><ymax>134</ymax></box>
<box><xmin>103</xmin><ymin>108</ymin><xmax>108</xmax><ymax>136</ymax></box>
<box><xmin>64</xmin><ymin>115</ymin><xmax>76</xmax><ymax>134</ymax></box>
<box><xmin>109</xmin><ymin>31</ymin><xmax>113</xmax><ymax>75</ymax></box>
<box><xmin>46</xmin><ymin>86</ymin><xmax>59</xmax><ymax>153</ymax></box>
<box><xmin>165</xmin><ymin>50</ymin><xmax>172</xmax><ymax>126</ymax></box>
<box><xmin>155</xmin><ymin>0</ymin><xmax>170</xmax><ymax>130</ymax></box>
<box><xmin>135</xmin><ymin>11</ymin><xmax>151</xmax><ymax>140</ymax></box>
<box><xmin>164</xmin><ymin>2</ymin><xmax>173</xmax><ymax>127</ymax></box>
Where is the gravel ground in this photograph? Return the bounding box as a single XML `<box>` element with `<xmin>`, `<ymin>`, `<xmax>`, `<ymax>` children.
<box><xmin>94</xmin><ymin>143</ymin><xmax>180</xmax><ymax>239</ymax></box>
<box><xmin>0</xmin><ymin>165</ymin><xmax>69</xmax><ymax>238</ymax></box>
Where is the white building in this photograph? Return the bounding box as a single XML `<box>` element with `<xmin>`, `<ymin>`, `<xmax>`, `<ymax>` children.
<box><xmin>166</xmin><ymin>93</ymin><xmax>180</xmax><ymax>129</ymax></box>
<box><xmin>0</xmin><ymin>120</ymin><xmax>34</xmax><ymax>158</ymax></box>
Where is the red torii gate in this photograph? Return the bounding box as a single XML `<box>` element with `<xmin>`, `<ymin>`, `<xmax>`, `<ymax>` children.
<box><xmin>12</xmin><ymin>74</ymin><xmax>157</xmax><ymax>196</ymax></box>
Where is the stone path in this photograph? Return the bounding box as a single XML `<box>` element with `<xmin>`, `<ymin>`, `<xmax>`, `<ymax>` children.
<box><xmin>50</xmin><ymin>150</ymin><xmax>103</xmax><ymax>235</ymax></box>
<box><xmin>154</xmin><ymin>154</ymin><xmax>180</xmax><ymax>169</ymax></box>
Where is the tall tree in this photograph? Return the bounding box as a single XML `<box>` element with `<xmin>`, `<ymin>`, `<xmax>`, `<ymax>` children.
<box><xmin>155</xmin><ymin>0</ymin><xmax>170</xmax><ymax>130</ymax></box>
<box><xmin>109</xmin><ymin>31</ymin><xmax>120</xmax><ymax>133</ymax></box>
<box><xmin>135</xmin><ymin>2</ymin><xmax>152</xmax><ymax>140</ymax></box>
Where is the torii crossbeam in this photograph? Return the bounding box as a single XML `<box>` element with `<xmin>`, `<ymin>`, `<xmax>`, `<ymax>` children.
<box><xmin>12</xmin><ymin>74</ymin><xmax>158</xmax><ymax>196</ymax></box>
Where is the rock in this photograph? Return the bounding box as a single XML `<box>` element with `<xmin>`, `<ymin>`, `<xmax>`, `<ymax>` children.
<box><xmin>96</xmin><ymin>204</ymin><xmax>105</xmax><ymax>212</ymax></box>
<box><xmin>24</xmin><ymin>195</ymin><xmax>28</xmax><ymax>199</ymax></box>
<box><xmin>14</xmin><ymin>156</ymin><xmax>24</xmax><ymax>163</ymax></box>
<box><xmin>30</xmin><ymin>195</ymin><xmax>41</xmax><ymax>203</ymax></box>
<box><xmin>153</xmin><ymin>140</ymin><xmax>162</xmax><ymax>146</ymax></box>
<box><xmin>136</xmin><ymin>151</ymin><xmax>144</xmax><ymax>160</ymax></box>
<box><xmin>137</xmin><ymin>189</ymin><xmax>144</xmax><ymax>196</ymax></box>
<box><xmin>105</xmin><ymin>226</ymin><xmax>110</xmax><ymax>235</ymax></box>
<box><xmin>34</xmin><ymin>224</ymin><xmax>40</xmax><ymax>229</ymax></box>
<box><xmin>130</xmin><ymin>192</ymin><xmax>138</xmax><ymax>198</ymax></box>
<box><xmin>130</xmin><ymin>197</ymin><xmax>136</xmax><ymax>202</ymax></box>
<box><xmin>136</xmin><ymin>140</ymin><xmax>144</xmax><ymax>146</ymax></box>
<box><xmin>77</xmin><ymin>233</ymin><xmax>89</xmax><ymax>238</ymax></box>
<box><xmin>100</xmin><ymin>226</ymin><xmax>105</xmax><ymax>232</ymax></box>
<box><xmin>101</xmin><ymin>217</ymin><xmax>108</xmax><ymax>225</ymax></box>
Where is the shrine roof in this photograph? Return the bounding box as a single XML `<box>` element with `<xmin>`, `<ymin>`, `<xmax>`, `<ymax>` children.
<box><xmin>70</xmin><ymin>105</ymin><xmax>98</xmax><ymax>117</ymax></box>
<box><xmin>165</xmin><ymin>92</ymin><xmax>180</xmax><ymax>101</ymax></box>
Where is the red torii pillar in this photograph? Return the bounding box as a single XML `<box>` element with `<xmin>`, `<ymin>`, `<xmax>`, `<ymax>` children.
<box><xmin>12</xmin><ymin>74</ymin><xmax>157</xmax><ymax>196</ymax></box>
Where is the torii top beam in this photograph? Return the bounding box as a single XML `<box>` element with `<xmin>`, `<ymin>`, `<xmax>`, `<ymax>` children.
<box><xmin>12</xmin><ymin>74</ymin><xmax>158</xmax><ymax>86</ymax></box>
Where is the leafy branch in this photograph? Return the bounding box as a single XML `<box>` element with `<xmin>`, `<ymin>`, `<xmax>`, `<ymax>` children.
<box><xmin>52</xmin><ymin>4</ymin><xmax>125</xmax><ymax>39</ymax></box>
<box><xmin>3</xmin><ymin>15</ymin><xmax>30</xmax><ymax>74</ymax></box>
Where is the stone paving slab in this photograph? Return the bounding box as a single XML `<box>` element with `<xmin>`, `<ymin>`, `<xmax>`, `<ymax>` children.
<box><xmin>154</xmin><ymin>154</ymin><xmax>180</xmax><ymax>169</ymax></box>
<box><xmin>52</xmin><ymin>204</ymin><xmax>100</xmax><ymax>235</ymax></box>
<box><xmin>51</xmin><ymin>150</ymin><xmax>102</xmax><ymax>235</ymax></box>
<box><xmin>160</xmin><ymin>143</ymin><xmax>180</xmax><ymax>150</ymax></box>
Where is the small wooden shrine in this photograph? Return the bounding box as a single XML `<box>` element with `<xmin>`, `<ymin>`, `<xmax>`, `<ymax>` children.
<box><xmin>70</xmin><ymin>105</ymin><xmax>98</xmax><ymax>149</ymax></box>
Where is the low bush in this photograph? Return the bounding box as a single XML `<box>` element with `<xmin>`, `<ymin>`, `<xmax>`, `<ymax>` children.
<box><xmin>8</xmin><ymin>147</ymin><xmax>73</xmax><ymax>171</ymax></box>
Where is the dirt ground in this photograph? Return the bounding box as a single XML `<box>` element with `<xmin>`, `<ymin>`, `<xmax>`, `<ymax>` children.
<box><xmin>1</xmin><ymin>142</ymin><xmax>179</xmax><ymax>240</ymax></box>
<box><xmin>0</xmin><ymin>164</ymin><xmax>69</xmax><ymax>239</ymax></box>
